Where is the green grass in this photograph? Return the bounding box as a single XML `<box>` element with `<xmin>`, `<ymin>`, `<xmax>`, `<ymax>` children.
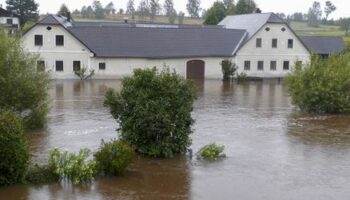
<box><xmin>290</xmin><ymin>21</ymin><xmax>345</xmax><ymax>36</ymax></box>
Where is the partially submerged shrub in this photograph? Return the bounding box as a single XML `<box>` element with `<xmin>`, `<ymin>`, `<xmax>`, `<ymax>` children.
<box><xmin>221</xmin><ymin>60</ymin><xmax>237</xmax><ymax>81</ymax></box>
<box><xmin>74</xmin><ymin>67</ymin><xmax>95</xmax><ymax>80</ymax></box>
<box><xmin>198</xmin><ymin>143</ymin><xmax>225</xmax><ymax>161</ymax></box>
<box><xmin>48</xmin><ymin>148</ymin><xmax>97</xmax><ymax>185</ymax></box>
<box><xmin>286</xmin><ymin>53</ymin><xmax>350</xmax><ymax>113</ymax></box>
<box><xmin>95</xmin><ymin>140</ymin><xmax>134</xmax><ymax>176</ymax></box>
<box><xmin>0</xmin><ymin>30</ymin><xmax>50</xmax><ymax>130</ymax></box>
<box><xmin>25</xmin><ymin>164</ymin><xmax>59</xmax><ymax>185</ymax></box>
<box><xmin>236</xmin><ymin>72</ymin><xmax>248</xmax><ymax>82</ymax></box>
<box><xmin>104</xmin><ymin>67</ymin><xmax>197</xmax><ymax>158</ymax></box>
<box><xmin>0</xmin><ymin>111</ymin><xmax>30</xmax><ymax>186</ymax></box>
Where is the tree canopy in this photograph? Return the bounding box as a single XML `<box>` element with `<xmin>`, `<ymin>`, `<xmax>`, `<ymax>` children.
<box><xmin>307</xmin><ymin>1</ymin><xmax>322</xmax><ymax>27</ymax></box>
<box><xmin>57</xmin><ymin>4</ymin><xmax>72</xmax><ymax>21</ymax></box>
<box><xmin>204</xmin><ymin>1</ymin><xmax>227</xmax><ymax>25</ymax></box>
<box><xmin>235</xmin><ymin>0</ymin><xmax>256</xmax><ymax>15</ymax></box>
<box><xmin>186</xmin><ymin>0</ymin><xmax>201</xmax><ymax>18</ymax></box>
<box><xmin>6</xmin><ymin>0</ymin><xmax>39</xmax><ymax>25</ymax></box>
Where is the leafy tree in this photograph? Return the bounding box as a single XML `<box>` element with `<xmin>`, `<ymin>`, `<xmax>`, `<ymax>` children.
<box><xmin>164</xmin><ymin>0</ymin><xmax>174</xmax><ymax>16</ymax></box>
<box><xmin>0</xmin><ymin>111</ymin><xmax>30</xmax><ymax>186</ymax></box>
<box><xmin>339</xmin><ymin>18</ymin><xmax>350</xmax><ymax>36</ymax></box>
<box><xmin>204</xmin><ymin>1</ymin><xmax>227</xmax><ymax>25</ymax></box>
<box><xmin>72</xmin><ymin>9</ymin><xmax>80</xmax><ymax>15</ymax></box>
<box><xmin>6</xmin><ymin>0</ymin><xmax>39</xmax><ymax>25</ymax></box>
<box><xmin>178</xmin><ymin>11</ymin><xmax>185</xmax><ymax>24</ymax></box>
<box><xmin>137</xmin><ymin>0</ymin><xmax>150</xmax><ymax>19</ymax></box>
<box><xmin>307</xmin><ymin>1</ymin><xmax>322</xmax><ymax>27</ymax></box>
<box><xmin>104</xmin><ymin>2</ymin><xmax>116</xmax><ymax>15</ymax></box>
<box><xmin>286</xmin><ymin>53</ymin><xmax>350</xmax><ymax>114</ymax></box>
<box><xmin>104</xmin><ymin>68</ymin><xmax>197</xmax><ymax>158</ymax></box>
<box><xmin>0</xmin><ymin>29</ymin><xmax>50</xmax><ymax>130</ymax></box>
<box><xmin>57</xmin><ymin>4</ymin><xmax>72</xmax><ymax>21</ymax></box>
<box><xmin>186</xmin><ymin>0</ymin><xmax>201</xmax><ymax>18</ymax></box>
<box><xmin>164</xmin><ymin>0</ymin><xmax>177</xmax><ymax>23</ymax></box>
<box><xmin>291</xmin><ymin>12</ymin><xmax>304</xmax><ymax>21</ymax></box>
<box><xmin>86</xmin><ymin>6</ymin><xmax>95</xmax><ymax>18</ymax></box>
<box><xmin>221</xmin><ymin>59</ymin><xmax>237</xmax><ymax>80</ymax></box>
<box><xmin>324</xmin><ymin>1</ymin><xmax>336</xmax><ymax>20</ymax></box>
<box><xmin>126</xmin><ymin>0</ymin><xmax>136</xmax><ymax>19</ymax></box>
<box><xmin>81</xmin><ymin>6</ymin><xmax>88</xmax><ymax>18</ymax></box>
<box><xmin>275</xmin><ymin>12</ymin><xmax>286</xmax><ymax>20</ymax></box>
<box><xmin>235</xmin><ymin>0</ymin><xmax>256</xmax><ymax>14</ymax></box>
<box><xmin>149</xmin><ymin>0</ymin><xmax>161</xmax><ymax>21</ymax></box>
<box><xmin>93</xmin><ymin>1</ymin><xmax>105</xmax><ymax>19</ymax></box>
<box><xmin>223</xmin><ymin>0</ymin><xmax>234</xmax><ymax>10</ymax></box>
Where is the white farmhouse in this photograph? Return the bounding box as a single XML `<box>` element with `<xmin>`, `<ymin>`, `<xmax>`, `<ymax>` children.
<box><xmin>0</xmin><ymin>7</ymin><xmax>20</xmax><ymax>35</ymax></box>
<box><xmin>22</xmin><ymin>13</ymin><xmax>344</xmax><ymax>79</ymax></box>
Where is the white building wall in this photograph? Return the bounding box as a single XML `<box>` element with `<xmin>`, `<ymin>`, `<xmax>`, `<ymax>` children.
<box><xmin>0</xmin><ymin>16</ymin><xmax>19</xmax><ymax>25</ymax></box>
<box><xmin>235</xmin><ymin>23</ymin><xmax>310</xmax><ymax>78</ymax></box>
<box><xmin>91</xmin><ymin>57</ymin><xmax>227</xmax><ymax>80</ymax></box>
<box><xmin>22</xmin><ymin>25</ymin><xmax>93</xmax><ymax>79</ymax></box>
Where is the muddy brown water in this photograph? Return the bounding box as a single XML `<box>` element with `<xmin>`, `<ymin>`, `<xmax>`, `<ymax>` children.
<box><xmin>1</xmin><ymin>79</ymin><xmax>350</xmax><ymax>200</ymax></box>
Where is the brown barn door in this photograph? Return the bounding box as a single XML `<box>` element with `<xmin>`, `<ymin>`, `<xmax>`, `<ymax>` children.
<box><xmin>186</xmin><ymin>60</ymin><xmax>205</xmax><ymax>79</ymax></box>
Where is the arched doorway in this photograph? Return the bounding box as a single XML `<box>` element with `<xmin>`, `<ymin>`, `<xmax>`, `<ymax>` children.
<box><xmin>186</xmin><ymin>60</ymin><xmax>205</xmax><ymax>80</ymax></box>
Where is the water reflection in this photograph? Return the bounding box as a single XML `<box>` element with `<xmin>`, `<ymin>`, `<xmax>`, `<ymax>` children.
<box><xmin>287</xmin><ymin>113</ymin><xmax>350</xmax><ymax>146</ymax></box>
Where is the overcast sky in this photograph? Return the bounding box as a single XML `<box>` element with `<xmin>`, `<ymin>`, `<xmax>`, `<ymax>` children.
<box><xmin>0</xmin><ymin>0</ymin><xmax>349</xmax><ymax>19</ymax></box>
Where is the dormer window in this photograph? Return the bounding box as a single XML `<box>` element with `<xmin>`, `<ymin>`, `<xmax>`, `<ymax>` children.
<box><xmin>265</xmin><ymin>27</ymin><xmax>270</xmax><ymax>31</ymax></box>
<box><xmin>256</xmin><ymin>38</ymin><xmax>262</xmax><ymax>48</ymax></box>
<box><xmin>281</xmin><ymin>27</ymin><xmax>286</xmax><ymax>32</ymax></box>
<box><xmin>56</xmin><ymin>35</ymin><xmax>64</xmax><ymax>46</ymax></box>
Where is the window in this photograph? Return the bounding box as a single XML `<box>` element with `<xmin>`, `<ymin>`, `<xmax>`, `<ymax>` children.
<box><xmin>283</xmin><ymin>61</ymin><xmax>290</xmax><ymax>70</ymax></box>
<box><xmin>56</xmin><ymin>61</ymin><xmax>64</xmax><ymax>71</ymax></box>
<box><xmin>265</xmin><ymin>27</ymin><xmax>270</xmax><ymax>31</ymax></box>
<box><xmin>37</xmin><ymin>60</ymin><xmax>45</xmax><ymax>72</ymax></box>
<box><xmin>73</xmin><ymin>61</ymin><xmax>81</xmax><ymax>71</ymax></box>
<box><xmin>272</xmin><ymin>39</ymin><xmax>278</xmax><ymax>48</ymax></box>
<box><xmin>35</xmin><ymin>35</ymin><xmax>43</xmax><ymax>46</ymax></box>
<box><xmin>256</xmin><ymin>38</ymin><xmax>262</xmax><ymax>48</ymax></box>
<box><xmin>6</xmin><ymin>18</ymin><xmax>13</xmax><ymax>24</ymax></box>
<box><xmin>288</xmin><ymin>39</ymin><xmax>294</xmax><ymax>48</ymax></box>
<box><xmin>99</xmin><ymin>62</ymin><xmax>106</xmax><ymax>70</ymax></box>
<box><xmin>257</xmin><ymin>61</ymin><xmax>264</xmax><ymax>71</ymax></box>
<box><xmin>244</xmin><ymin>61</ymin><xmax>250</xmax><ymax>71</ymax></box>
<box><xmin>270</xmin><ymin>61</ymin><xmax>277</xmax><ymax>71</ymax></box>
<box><xmin>56</xmin><ymin>35</ymin><xmax>64</xmax><ymax>46</ymax></box>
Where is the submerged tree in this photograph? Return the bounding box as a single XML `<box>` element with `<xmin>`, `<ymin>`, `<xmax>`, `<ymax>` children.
<box><xmin>0</xmin><ymin>29</ymin><xmax>50</xmax><ymax>130</ymax></box>
<box><xmin>6</xmin><ymin>0</ymin><xmax>39</xmax><ymax>24</ymax></box>
<box><xmin>286</xmin><ymin>53</ymin><xmax>350</xmax><ymax>114</ymax></box>
<box><xmin>104</xmin><ymin>68</ymin><xmax>197</xmax><ymax>158</ymax></box>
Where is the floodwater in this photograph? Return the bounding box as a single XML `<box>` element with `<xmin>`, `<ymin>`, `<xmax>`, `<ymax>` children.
<box><xmin>1</xmin><ymin>79</ymin><xmax>350</xmax><ymax>200</ymax></box>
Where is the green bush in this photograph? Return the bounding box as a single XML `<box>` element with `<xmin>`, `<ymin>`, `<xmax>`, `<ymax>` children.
<box><xmin>48</xmin><ymin>148</ymin><xmax>97</xmax><ymax>185</ymax></box>
<box><xmin>104</xmin><ymin>67</ymin><xmax>197</xmax><ymax>158</ymax></box>
<box><xmin>0</xmin><ymin>111</ymin><xmax>30</xmax><ymax>186</ymax></box>
<box><xmin>198</xmin><ymin>143</ymin><xmax>225</xmax><ymax>161</ymax></box>
<box><xmin>95</xmin><ymin>140</ymin><xmax>134</xmax><ymax>176</ymax></box>
<box><xmin>286</xmin><ymin>53</ymin><xmax>350</xmax><ymax>113</ymax></box>
<box><xmin>0</xmin><ymin>29</ymin><xmax>50</xmax><ymax>130</ymax></box>
<box><xmin>221</xmin><ymin>60</ymin><xmax>237</xmax><ymax>81</ymax></box>
<box><xmin>25</xmin><ymin>164</ymin><xmax>59</xmax><ymax>185</ymax></box>
<box><xmin>236</xmin><ymin>72</ymin><xmax>248</xmax><ymax>82</ymax></box>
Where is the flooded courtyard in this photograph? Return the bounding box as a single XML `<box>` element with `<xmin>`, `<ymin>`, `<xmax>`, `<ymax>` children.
<box><xmin>1</xmin><ymin>79</ymin><xmax>350</xmax><ymax>200</ymax></box>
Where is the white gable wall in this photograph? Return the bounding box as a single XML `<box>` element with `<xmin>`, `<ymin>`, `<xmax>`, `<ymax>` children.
<box><xmin>235</xmin><ymin>23</ymin><xmax>310</xmax><ymax>77</ymax></box>
<box><xmin>22</xmin><ymin>25</ymin><xmax>93</xmax><ymax>79</ymax></box>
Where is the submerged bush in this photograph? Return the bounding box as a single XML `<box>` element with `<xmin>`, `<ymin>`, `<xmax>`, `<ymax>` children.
<box><xmin>198</xmin><ymin>143</ymin><xmax>225</xmax><ymax>161</ymax></box>
<box><xmin>95</xmin><ymin>140</ymin><xmax>134</xmax><ymax>176</ymax></box>
<box><xmin>0</xmin><ymin>29</ymin><xmax>50</xmax><ymax>130</ymax></box>
<box><xmin>104</xmin><ymin>67</ymin><xmax>197</xmax><ymax>158</ymax></box>
<box><xmin>221</xmin><ymin>60</ymin><xmax>237</xmax><ymax>81</ymax></box>
<box><xmin>286</xmin><ymin>53</ymin><xmax>350</xmax><ymax>114</ymax></box>
<box><xmin>48</xmin><ymin>148</ymin><xmax>97</xmax><ymax>185</ymax></box>
<box><xmin>0</xmin><ymin>111</ymin><xmax>30</xmax><ymax>186</ymax></box>
<box><xmin>25</xmin><ymin>164</ymin><xmax>59</xmax><ymax>185</ymax></box>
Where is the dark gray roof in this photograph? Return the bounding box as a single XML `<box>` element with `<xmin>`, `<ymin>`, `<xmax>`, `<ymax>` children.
<box><xmin>38</xmin><ymin>15</ymin><xmax>72</xmax><ymax>28</ymax></box>
<box><xmin>300</xmin><ymin>36</ymin><xmax>345</xmax><ymax>55</ymax></box>
<box><xmin>68</xmin><ymin>25</ymin><xmax>247</xmax><ymax>58</ymax></box>
<box><xmin>219</xmin><ymin>13</ymin><xmax>285</xmax><ymax>39</ymax></box>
